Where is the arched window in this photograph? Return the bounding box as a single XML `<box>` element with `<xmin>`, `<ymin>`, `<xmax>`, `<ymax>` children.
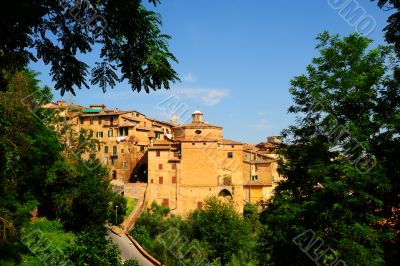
<box><xmin>218</xmin><ymin>189</ymin><xmax>232</xmax><ymax>199</ymax></box>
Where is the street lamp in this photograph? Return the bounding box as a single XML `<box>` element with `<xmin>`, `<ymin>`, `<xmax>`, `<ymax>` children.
<box><xmin>115</xmin><ymin>205</ymin><xmax>118</xmax><ymax>225</ymax></box>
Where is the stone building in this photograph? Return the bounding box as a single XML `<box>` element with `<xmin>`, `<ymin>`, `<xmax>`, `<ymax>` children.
<box><xmin>44</xmin><ymin>101</ymin><xmax>283</xmax><ymax>216</ymax></box>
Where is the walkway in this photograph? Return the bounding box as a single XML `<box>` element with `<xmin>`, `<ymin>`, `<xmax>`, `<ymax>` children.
<box><xmin>107</xmin><ymin>229</ymin><xmax>156</xmax><ymax>266</ymax></box>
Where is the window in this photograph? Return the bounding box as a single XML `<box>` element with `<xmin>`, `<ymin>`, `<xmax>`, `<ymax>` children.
<box><xmin>111</xmin><ymin>157</ymin><xmax>117</xmax><ymax>165</ymax></box>
<box><xmin>121</xmin><ymin>148</ymin><xmax>124</xmax><ymax>154</ymax></box>
<box><xmin>172</xmin><ymin>163</ymin><xmax>177</xmax><ymax>170</ymax></box>
<box><xmin>155</xmin><ymin>132</ymin><xmax>161</xmax><ymax>139</ymax></box>
<box><xmin>110</xmin><ymin>117</ymin><xmax>114</xmax><ymax>125</ymax></box>
<box><xmin>108</xmin><ymin>129</ymin><xmax>113</xmax><ymax>137</ymax></box>
<box><xmin>122</xmin><ymin>162</ymin><xmax>128</xmax><ymax>168</ymax></box>
<box><xmin>104</xmin><ymin>157</ymin><xmax>108</xmax><ymax>164</ymax></box>
<box><xmin>104</xmin><ymin>146</ymin><xmax>109</xmax><ymax>153</ymax></box>
<box><xmin>90</xmin><ymin>117</ymin><xmax>93</xmax><ymax>124</ymax></box>
<box><xmin>79</xmin><ymin>118</ymin><xmax>84</xmax><ymax>124</ymax></box>
<box><xmin>251</xmin><ymin>175</ymin><xmax>258</xmax><ymax>181</ymax></box>
<box><xmin>119</xmin><ymin>127</ymin><xmax>129</xmax><ymax>136</ymax></box>
<box><xmin>174</xmin><ymin>152</ymin><xmax>179</xmax><ymax>158</ymax></box>
<box><xmin>89</xmin><ymin>130</ymin><xmax>93</xmax><ymax>137</ymax></box>
<box><xmin>99</xmin><ymin>117</ymin><xmax>103</xmax><ymax>124</ymax></box>
<box><xmin>156</xmin><ymin>150</ymin><xmax>160</xmax><ymax>157</ymax></box>
<box><xmin>159</xmin><ymin>176</ymin><xmax>163</xmax><ymax>184</ymax></box>
<box><xmin>97</xmin><ymin>132</ymin><xmax>103</xmax><ymax>138</ymax></box>
<box><xmin>140</xmin><ymin>146</ymin><xmax>145</xmax><ymax>152</ymax></box>
<box><xmin>172</xmin><ymin>176</ymin><xmax>177</xmax><ymax>184</ymax></box>
<box><xmin>195</xmin><ymin>130</ymin><xmax>202</xmax><ymax>134</ymax></box>
<box><xmin>227</xmin><ymin>152</ymin><xmax>233</xmax><ymax>158</ymax></box>
<box><xmin>158</xmin><ymin>164</ymin><xmax>163</xmax><ymax>170</ymax></box>
<box><xmin>112</xmin><ymin>170</ymin><xmax>116</xmax><ymax>179</ymax></box>
<box><xmin>192</xmin><ymin>143</ymin><xmax>195</xmax><ymax>145</ymax></box>
<box><xmin>113</xmin><ymin>146</ymin><xmax>117</xmax><ymax>156</ymax></box>
<box><xmin>162</xmin><ymin>198</ymin><xmax>169</xmax><ymax>207</ymax></box>
<box><xmin>144</xmin><ymin>122</ymin><xmax>146</xmax><ymax>127</ymax></box>
<box><xmin>197</xmin><ymin>201</ymin><xmax>203</xmax><ymax>209</ymax></box>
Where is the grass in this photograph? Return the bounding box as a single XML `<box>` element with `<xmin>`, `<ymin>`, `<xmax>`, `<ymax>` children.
<box><xmin>125</xmin><ymin>197</ymin><xmax>138</xmax><ymax>218</ymax></box>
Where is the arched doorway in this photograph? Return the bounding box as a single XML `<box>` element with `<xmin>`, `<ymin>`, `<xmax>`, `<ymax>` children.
<box><xmin>218</xmin><ymin>189</ymin><xmax>232</xmax><ymax>199</ymax></box>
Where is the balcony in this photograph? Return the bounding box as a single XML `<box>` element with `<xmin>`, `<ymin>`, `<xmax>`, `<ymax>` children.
<box><xmin>103</xmin><ymin>121</ymin><xmax>119</xmax><ymax>127</ymax></box>
<box><xmin>168</xmin><ymin>152</ymin><xmax>181</xmax><ymax>162</ymax></box>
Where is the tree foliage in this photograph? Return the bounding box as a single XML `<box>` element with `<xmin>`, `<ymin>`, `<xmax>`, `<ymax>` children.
<box><xmin>260</xmin><ymin>32</ymin><xmax>396</xmax><ymax>265</ymax></box>
<box><xmin>0</xmin><ymin>70</ymin><xmax>127</xmax><ymax>263</ymax></box>
<box><xmin>131</xmin><ymin>198</ymin><xmax>256</xmax><ymax>265</ymax></box>
<box><xmin>0</xmin><ymin>0</ymin><xmax>179</xmax><ymax>95</ymax></box>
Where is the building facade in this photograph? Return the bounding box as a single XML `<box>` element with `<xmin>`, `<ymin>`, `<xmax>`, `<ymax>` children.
<box><xmin>44</xmin><ymin>101</ymin><xmax>282</xmax><ymax>216</ymax></box>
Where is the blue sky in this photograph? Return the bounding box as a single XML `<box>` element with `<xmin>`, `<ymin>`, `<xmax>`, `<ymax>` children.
<box><xmin>30</xmin><ymin>0</ymin><xmax>391</xmax><ymax>143</ymax></box>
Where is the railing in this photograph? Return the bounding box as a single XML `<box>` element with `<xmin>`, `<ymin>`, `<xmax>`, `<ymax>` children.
<box><xmin>168</xmin><ymin>152</ymin><xmax>181</xmax><ymax>162</ymax></box>
<box><xmin>103</xmin><ymin>121</ymin><xmax>119</xmax><ymax>127</ymax></box>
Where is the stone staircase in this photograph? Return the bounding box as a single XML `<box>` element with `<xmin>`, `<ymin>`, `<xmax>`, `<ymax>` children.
<box><xmin>122</xmin><ymin>183</ymin><xmax>148</xmax><ymax>233</ymax></box>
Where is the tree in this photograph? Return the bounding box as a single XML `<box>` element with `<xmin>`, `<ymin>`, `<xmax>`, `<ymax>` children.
<box><xmin>68</xmin><ymin>229</ymin><xmax>122</xmax><ymax>266</ymax></box>
<box><xmin>0</xmin><ymin>0</ymin><xmax>178</xmax><ymax>95</ymax></box>
<box><xmin>373</xmin><ymin>0</ymin><xmax>400</xmax><ymax>54</ymax></box>
<box><xmin>260</xmin><ymin>32</ymin><xmax>394</xmax><ymax>265</ymax></box>
<box><xmin>109</xmin><ymin>193</ymin><xmax>128</xmax><ymax>226</ymax></box>
<box><xmin>371</xmin><ymin>2</ymin><xmax>400</xmax><ymax>263</ymax></box>
<box><xmin>187</xmin><ymin>197</ymin><xmax>254</xmax><ymax>264</ymax></box>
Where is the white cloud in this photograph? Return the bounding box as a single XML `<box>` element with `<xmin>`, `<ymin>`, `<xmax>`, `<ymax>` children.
<box><xmin>173</xmin><ymin>88</ymin><xmax>229</xmax><ymax>106</ymax></box>
<box><xmin>182</xmin><ymin>72</ymin><xmax>198</xmax><ymax>83</ymax></box>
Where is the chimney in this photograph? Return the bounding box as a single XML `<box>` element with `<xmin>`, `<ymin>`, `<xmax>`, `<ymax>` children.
<box><xmin>57</xmin><ymin>100</ymin><xmax>66</xmax><ymax>107</ymax></box>
<box><xmin>192</xmin><ymin>110</ymin><xmax>203</xmax><ymax>123</ymax></box>
<box><xmin>89</xmin><ymin>104</ymin><xmax>106</xmax><ymax>111</ymax></box>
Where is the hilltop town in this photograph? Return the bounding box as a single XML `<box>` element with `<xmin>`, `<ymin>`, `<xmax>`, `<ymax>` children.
<box><xmin>44</xmin><ymin>100</ymin><xmax>283</xmax><ymax>216</ymax></box>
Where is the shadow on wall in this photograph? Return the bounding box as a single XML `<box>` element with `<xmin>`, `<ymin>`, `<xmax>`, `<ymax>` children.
<box><xmin>130</xmin><ymin>152</ymin><xmax>148</xmax><ymax>183</ymax></box>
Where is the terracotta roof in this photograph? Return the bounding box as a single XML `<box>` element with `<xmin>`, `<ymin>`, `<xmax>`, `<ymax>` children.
<box><xmin>220</xmin><ymin>139</ymin><xmax>243</xmax><ymax>145</ymax></box>
<box><xmin>243</xmin><ymin>144</ymin><xmax>259</xmax><ymax>151</ymax></box>
<box><xmin>154</xmin><ymin>139</ymin><xmax>175</xmax><ymax>145</ymax></box>
<box><xmin>148</xmin><ymin>118</ymin><xmax>174</xmax><ymax>126</ymax></box>
<box><xmin>80</xmin><ymin>111</ymin><xmax>130</xmax><ymax>117</ymax></box>
<box><xmin>176</xmin><ymin>121</ymin><xmax>222</xmax><ymax>129</ymax></box>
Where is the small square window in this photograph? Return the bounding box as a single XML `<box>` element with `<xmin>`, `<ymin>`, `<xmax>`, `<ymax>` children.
<box><xmin>156</xmin><ymin>150</ymin><xmax>160</xmax><ymax>157</ymax></box>
<box><xmin>227</xmin><ymin>152</ymin><xmax>233</xmax><ymax>158</ymax></box>
<box><xmin>159</xmin><ymin>176</ymin><xmax>163</xmax><ymax>184</ymax></box>
<box><xmin>162</xmin><ymin>198</ymin><xmax>169</xmax><ymax>207</ymax></box>
<box><xmin>159</xmin><ymin>164</ymin><xmax>163</xmax><ymax>170</ymax></box>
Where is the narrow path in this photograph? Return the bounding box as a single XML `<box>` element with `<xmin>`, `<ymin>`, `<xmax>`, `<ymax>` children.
<box><xmin>107</xmin><ymin>229</ymin><xmax>156</xmax><ymax>266</ymax></box>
